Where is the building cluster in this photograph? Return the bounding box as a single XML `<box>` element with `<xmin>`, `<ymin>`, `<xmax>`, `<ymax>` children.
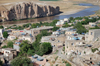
<box><xmin>0</xmin><ymin>17</ymin><xmax>100</xmax><ymax>66</ymax></box>
<box><xmin>0</xmin><ymin>48</ymin><xmax>17</xmax><ymax>63</ymax></box>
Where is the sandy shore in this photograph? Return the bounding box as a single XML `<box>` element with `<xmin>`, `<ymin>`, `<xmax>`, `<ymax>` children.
<box><xmin>59</xmin><ymin>8</ymin><xmax>87</xmax><ymax>15</ymax></box>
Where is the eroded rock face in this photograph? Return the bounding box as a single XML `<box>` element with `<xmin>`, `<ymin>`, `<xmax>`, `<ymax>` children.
<box><xmin>0</xmin><ymin>2</ymin><xmax>60</xmax><ymax>21</ymax></box>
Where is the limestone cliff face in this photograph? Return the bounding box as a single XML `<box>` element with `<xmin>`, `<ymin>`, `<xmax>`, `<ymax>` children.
<box><xmin>0</xmin><ymin>2</ymin><xmax>60</xmax><ymax>21</ymax></box>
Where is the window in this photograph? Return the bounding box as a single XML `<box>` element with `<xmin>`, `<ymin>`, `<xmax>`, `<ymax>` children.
<box><xmin>71</xmin><ymin>43</ymin><xmax>74</xmax><ymax>45</ymax></box>
<box><xmin>91</xmin><ymin>32</ymin><xmax>93</xmax><ymax>35</ymax></box>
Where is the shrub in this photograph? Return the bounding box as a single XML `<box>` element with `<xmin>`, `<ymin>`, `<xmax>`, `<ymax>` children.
<box><xmin>66</xmin><ymin>63</ymin><xmax>71</xmax><ymax>66</ymax></box>
<box><xmin>91</xmin><ymin>48</ymin><xmax>98</xmax><ymax>53</ymax></box>
<box><xmin>55</xmin><ymin>56</ymin><xmax>58</xmax><ymax>61</ymax></box>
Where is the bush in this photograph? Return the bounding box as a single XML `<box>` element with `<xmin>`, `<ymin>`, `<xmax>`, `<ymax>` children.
<box><xmin>2</xmin><ymin>45</ymin><xmax>7</xmax><ymax>48</ymax></box>
<box><xmin>52</xmin><ymin>26</ymin><xmax>59</xmax><ymax>31</ymax></box>
<box><xmin>74</xmin><ymin>22</ymin><xmax>88</xmax><ymax>34</ymax></box>
<box><xmin>11</xmin><ymin>56</ymin><xmax>33</xmax><ymax>66</ymax></box>
<box><xmin>3</xmin><ymin>31</ymin><xmax>8</xmax><ymax>38</ymax></box>
<box><xmin>66</xmin><ymin>63</ymin><xmax>71</xmax><ymax>66</ymax></box>
<box><xmin>7</xmin><ymin>41</ymin><xmax>14</xmax><ymax>48</ymax></box>
<box><xmin>55</xmin><ymin>56</ymin><xmax>58</xmax><ymax>61</ymax></box>
<box><xmin>91</xmin><ymin>48</ymin><xmax>98</xmax><ymax>53</ymax></box>
<box><xmin>0</xmin><ymin>60</ymin><xmax>3</xmax><ymax>66</ymax></box>
<box><xmin>63</xmin><ymin>47</ymin><xmax>65</xmax><ymax>51</ymax></box>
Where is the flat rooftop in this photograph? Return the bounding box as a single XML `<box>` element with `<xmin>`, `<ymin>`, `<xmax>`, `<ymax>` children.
<box><xmin>2</xmin><ymin>48</ymin><xmax>16</xmax><ymax>51</ymax></box>
<box><xmin>89</xmin><ymin>29</ymin><xmax>100</xmax><ymax>31</ymax></box>
<box><xmin>31</xmin><ymin>26</ymin><xmax>53</xmax><ymax>31</ymax></box>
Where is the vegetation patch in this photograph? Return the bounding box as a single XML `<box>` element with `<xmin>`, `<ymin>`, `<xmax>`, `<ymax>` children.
<box><xmin>91</xmin><ymin>48</ymin><xmax>98</xmax><ymax>53</ymax></box>
<box><xmin>55</xmin><ymin>56</ymin><xmax>58</xmax><ymax>61</ymax></box>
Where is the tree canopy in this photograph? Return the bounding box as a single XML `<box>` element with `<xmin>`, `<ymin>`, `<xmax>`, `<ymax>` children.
<box><xmin>52</xmin><ymin>26</ymin><xmax>60</xmax><ymax>31</ymax></box>
<box><xmin>3</xmin><ymin>31</ymin><xmax>8</xmax><ymax>38</ymax></box>
<box><xmin>0</xmin><ymin>60</ymin><xmax>3</xmax><ymax>66</ymax></box>
<box><xmin>74</xmin><ymin>22</ymin><xmax>88</xmax><ymax>34</ymax></box>
<box><xmin>19</xmin><ymin>41</ymin><xmax>31</xmax><ymax>56</ymax></box>
<box><xmin>7</xmin><ymin>41</ymin><xmax>14</xmax><ymax>48</ymax></box>
<box><xmin>10</xmin><ymin>56</ymin><xmax>33</xmax><ymax>66</ymax></box>
<box><xmin>39</xmin><ymin>42</ymin><xmax>52</xmax><ymax>55</ymax></box>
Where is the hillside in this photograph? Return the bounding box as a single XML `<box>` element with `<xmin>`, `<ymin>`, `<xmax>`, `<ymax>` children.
<box><xmin>0</xmin><ymin>0</ymin><xmax>99</xmax><ymax>21</ymax></box>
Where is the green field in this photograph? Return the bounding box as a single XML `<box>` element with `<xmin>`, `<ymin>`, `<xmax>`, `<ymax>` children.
<box><xmin>39</xmin><ymin>0</ymin><xmax>59</xmax><ymax>1</ymax></box>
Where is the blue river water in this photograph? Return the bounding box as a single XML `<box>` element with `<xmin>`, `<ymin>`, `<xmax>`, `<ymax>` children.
<box><xmin>53</xmin><ymin>3</ymin><xmax>100</xmax><ymax>19</ymax></box>
<box><xmin>0</xmin><ymin>3</ymin><xmax>100</xmax><ymax>25</ymax></box>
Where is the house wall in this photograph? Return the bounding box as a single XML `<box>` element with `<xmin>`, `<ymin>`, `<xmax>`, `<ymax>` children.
<box><xmin>65</xmin><ymin>40</ymin><xmax>83</xmax><ymax>52</ymax></box>
<box><xmin>65</xmin><ymin>31</ymin><xmax>76</xmax><ymax>35</ymax></box>
<box><xmin>31</xmin><ymin>30</ymin><xmax>40</xmax><ymax>36</ymax></box>
<box><xmin>7</xmin><ymin>36</ymin><xmax>16</xmax><ymax>40</ymax></box>
<box><xmin>22</xmin><ymin>36</ymin><xmax>32</xmax><ymax>42</ymax></box>
<box><xmin>57</xmin><ymin>36</ymin><xmax>66</xmax><ymax>43</ymax></box>
<box><xmin>85</xmin><ymin>29</ymin><xmax>100</xmax><ymax>41</ymax></box>
<box><xmin>0</xmin><ymin>29</ymin><xmax>4</xmax><ymax>37</ymax></box>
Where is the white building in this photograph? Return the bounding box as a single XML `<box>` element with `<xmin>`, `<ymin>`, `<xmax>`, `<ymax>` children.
<box><xmin>0</xmin><ymin>29</ymin><xmax>4</xmax><ymax>38</ymax></box>
<box><xmin>2</xmin><ymin>48</ymin><xmax>17</xmax><ymax>56</ymax></box>
<box><xmin>64</xmin><ymin>18</ymin><xmax>69</xmax><ymax>22</ymax></box>
<box><xmin>7</xmin><ymin>35</ymin><xmax>17</xmax><ymax>40</ymax></box>
<box><xmin>89</xmin><ymin>22</ymin><xmax>96</xmax><ymax>27</ymax></box>
<box><xmin>56</xmin><ymin>20</ymin><xmax>65</xmax><ymax>26</ymax></box>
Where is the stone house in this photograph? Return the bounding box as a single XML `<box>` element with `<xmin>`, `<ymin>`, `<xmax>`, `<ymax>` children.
<box><xmin>7</xmin><ymin>34</ymin><xmax>17</xmax><ymax>40</ymax></box>
<box><xmin>65</xmin><ymin>31</ymin><xmax>76</xmax><ymax>35</ymax></box>
<box><xmin>85</xmin><ymin>29</ymin><xmax>100</xmax><ymax>41</ymax></box>
<box><xmin>31</xmin><ymin>26</ymin><xmax>53</xmax><ymax>36</ymax></box>
<box><xmin>2</xmin><ymin>48</ymin><xmax>17</xmax><ymax>57</ymax></box>
<box><xmin>29</xmin><ymin>54</ymin><xmax>48</xmax><ymax>66</ymax></box>
<box><xmin>18</xmin><ymin>34</ymin><xmax>35</xmax><ymax>43</ymax></box>
<box><xmin>13</xmin><ymin>40</ymin><xmax>23</xmax><ymax>51</ymax></box>
<box><xmin>66</xmin><ymin>34</ymin><xmax>84</xmax><ymax>40</ymax></box>
<box><xmin>65</xmin><ymin>40</ymin><xmax>85</xmax><ymax>53</ymax></box>
<box><xmin>41</xmin><ymin>34</ymin><xmax>66</xmax><ymax>47</ymax></box>
<box><xmin>89</xmin><ymin>22</ymin><xmax>96</xmax><ymax>27</ymax></box>
<box><xmin>0</xmin><ymin>48</ymin><xmax>17</xmax><ymax>62</ymax></box>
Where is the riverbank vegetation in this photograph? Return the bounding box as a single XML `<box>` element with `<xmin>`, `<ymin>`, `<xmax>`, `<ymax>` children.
<box><xmin>69</xmin><ymin>16</ymin><xmax>100</xmax><ymax>25</ymax></box>
<box><xmin>7</xmin><ymin>20</ymin><xmax>59</xmax><ymax>30</ymax></box>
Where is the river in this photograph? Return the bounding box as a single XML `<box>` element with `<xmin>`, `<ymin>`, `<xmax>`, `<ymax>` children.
<box><xmin>0</xmin><ymin>3</ymin><xmax>100</xmax><ymax>25</ymax></box>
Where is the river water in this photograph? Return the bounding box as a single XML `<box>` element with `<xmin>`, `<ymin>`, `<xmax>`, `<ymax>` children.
<box><xmin>0</xmin><ymin>3</ymin><xmax>100</xmax><ymax>25</ymax></box>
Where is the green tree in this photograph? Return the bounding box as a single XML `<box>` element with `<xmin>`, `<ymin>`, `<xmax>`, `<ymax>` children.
<box><xmin>69</xmin><ymin>17</ymin><xmax>74</xmax><ymax>20</ymax></box>
<box><xmin>52</xmin><ymin>26</ymin><xmax>59</xmax><ymax>31</ymax></box>
<box><xmin>0</xmin><ymin>26</ymin><xmax>4</xmax><ymax>29</ymax></box>
<box><xmin>0</xmin><ymin>60</ymin><xmax>3</xmax><ymax>66</ymax></box>
<box><xmin>19</xmin><ymin>41</ymin><xmax>31</xmax><ymax>56</ymax></box>
<box><xmin>27</xmin><ymin>49</ymin><xmax>35</xmax><ymax>56</ymax></box>
<box><xmin>74</xmin><ymin>22</ymin><xmax>88</xmax><ymax>34</ymax></box>
<box><xmin>11</xmin><ymin>56</ymin><xmax>33</xmax><ymax>66</ymax></box>
<box><xmin>41</xmin><ymin>30</ymin><xmax>51</xmax><ymax>36</ymax></box>
<box><xmin>39</xmin><ymin>42</ymin><xmax>52</xmax><ymax>55</ymax></box>
<box><xmin>3</xmin><ymin>31</ymin><xmax>8</xmax><ymax>38</ymax></box>
<box><xmin>2</xmin><ymin>45</ymin><xmax>7</xmax><ymax>48</ymax></box>
<box><xmin>7</xmin><ymin>41</ymin><xmax>14</xmax><ymax>48</ymax></box>
<box><xmin>66</xmin><ymin>63</ymin><xmax>71</xmax><ymax>66</ymax></box>
<box><xmin>62</xmin><ymin>23</ymin><xmax>71</xmax><ymax>28</ymax></box>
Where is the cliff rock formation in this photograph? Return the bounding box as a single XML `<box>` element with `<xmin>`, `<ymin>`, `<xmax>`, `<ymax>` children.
<box><xmin>0</xmin><ymin>2</ymin><xmax>60</xmax><ymax>21</ymax></box>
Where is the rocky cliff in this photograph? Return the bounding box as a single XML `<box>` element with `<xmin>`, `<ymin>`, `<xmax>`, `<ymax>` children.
<box><xmin>0</xmin><ymin>2</ymin><xmax>60</xmax><ymax>21</ymax></box>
